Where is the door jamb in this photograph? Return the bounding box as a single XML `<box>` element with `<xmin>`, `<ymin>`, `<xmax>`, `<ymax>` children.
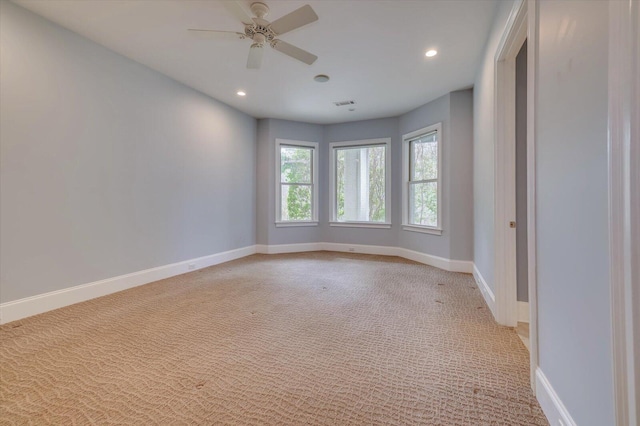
<box><xmin>494</xmin><ymin>0</ymin><xmax>537</xmax><ymax>390</ymax></box>
<box><xmin>526</xmin><ymin>0</ymin><xmax>539</xmax><ymax>391</ymax></box>
<box><xmin>608</xmin><ymin>0</ymin><xmax>639</xmax><ymax>424</ymax></box>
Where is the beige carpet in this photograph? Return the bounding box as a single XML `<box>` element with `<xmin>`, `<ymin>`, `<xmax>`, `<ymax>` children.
<box><xmin>0</xmin><ymin>252</ymin><xmax>548</xmax><ymax>425</ymax></box>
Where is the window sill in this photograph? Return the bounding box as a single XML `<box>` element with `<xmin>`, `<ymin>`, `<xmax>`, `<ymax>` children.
<box><xmin>329</xmin><ymin>222</ymin><xmax>392</xmax><ymax>229</ymax></box>
<box><xmin>275</xmin><ymin>221</ymin><xmax>318</xmax><ymax>228</ymax></box>
<box><xmin>402</xmin><ymin>225</ymin><xmax>442</xmax><ymax>235</ymax></box>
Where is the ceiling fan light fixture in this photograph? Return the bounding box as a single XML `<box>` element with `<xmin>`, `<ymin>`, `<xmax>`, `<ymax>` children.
<box><xmin>237</xmin><ymin>91</ymin><xmax>246</xmax><ymax>96</ymax></box>
<box><xmin>314</xmin><ymin>74</ymin><xmax>330</xmax><ymax>83</ymax></box>
<box><xmin>425</xmin><ymin>49</ymin><xmax>438</xmax><ymax>57</ymax></box>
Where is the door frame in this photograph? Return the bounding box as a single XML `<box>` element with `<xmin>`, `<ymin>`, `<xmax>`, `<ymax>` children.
<box><xmin>493</xmin><ymin>0</ymin><xmax>538</xmax><ymax>389</ymax></box>
<box><xmin>608</xmin><ymin>0</ymin><xmax>639</xmax><ymax>424</ymax></box>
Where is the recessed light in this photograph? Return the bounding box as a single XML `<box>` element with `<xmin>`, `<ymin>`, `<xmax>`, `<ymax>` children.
<box><xmin>237</xmin><ymin>91</ymin><xmax>246</xmax><ymax>96</ymax></box>
<box><xmin>425</xmin><ymin>49</ymin><xmax>438</xmax><ymax>57</ymax></box>
<box><xmin>314</xmin><ymin>74</ymin><xmax>330</xmax><ymax>83</ymax></box>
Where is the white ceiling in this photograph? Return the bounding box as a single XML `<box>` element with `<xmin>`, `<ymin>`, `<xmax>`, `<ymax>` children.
<box><xmin>14</xmin><ymin>0</ymin><xmax>497</xmax><ymax>124</ymax></box>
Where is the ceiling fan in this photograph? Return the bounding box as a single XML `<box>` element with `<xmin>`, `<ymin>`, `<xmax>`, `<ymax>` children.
<box><xmin>189</xmin><ymin>1</ymin><xmax>319</xmax><ymax>69</ymax></box>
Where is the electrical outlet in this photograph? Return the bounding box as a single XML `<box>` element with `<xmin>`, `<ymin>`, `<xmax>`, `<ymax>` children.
<box><xmin>348</xmin><ymin>247</ymin><xmax>355</xmax><ymax>252</ymax></box>
<box><xmin>188</xmin><ymin>263</ymin><xmax>196</xmax><ymax>271</ymax></box>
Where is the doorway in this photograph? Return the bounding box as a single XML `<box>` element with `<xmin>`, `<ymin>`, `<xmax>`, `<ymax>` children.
<box><xmin>493</xmin><ymin>0</ymin><xmax>537</xmax><ymax>390</ymax></box>
<box><xmin>515</xmin><ymin>40</ymin><xmax>529</xmax><ymax>348</ymax></box>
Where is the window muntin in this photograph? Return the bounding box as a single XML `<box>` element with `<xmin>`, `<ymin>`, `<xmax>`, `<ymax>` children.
<box><xmin>330</xmin><ymin>139</ymin><xmax>390</xmax><ymax>225</ymax></box>
<box><xmin>276</xmin><ymin>141</ymin><xmax>317</xmax><ymax>223</ymax></box>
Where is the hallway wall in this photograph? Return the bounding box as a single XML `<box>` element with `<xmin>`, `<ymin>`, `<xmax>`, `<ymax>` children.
<box><xmin>535</xmin><ymin>1</ymin><xmax>613</xmax><ymax>424</ymax></box>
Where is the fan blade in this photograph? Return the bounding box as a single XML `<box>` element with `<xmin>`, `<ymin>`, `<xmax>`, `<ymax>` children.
<box><xmin>188</xmin><ymin>29</ymin><xmax>246</xmax><ymax>40</ymax></box>
<box><xmin>225</xmin><ymin>1</ymin><xmax>254</xmax><ymax>25</ymax></box>
<box><xmin>272</xmin><ymin>40</ymin><xmax>317</xmax><ymax>65</ymax></box>
<box><xmin>247</xmin><ymin>44</ymin><xmax>264</xmax><ymax>69</ymax></box>
<box><xmin>269</xmin><ymin>5</ymin><xmax>318</xmax><ymax>36</ymax></box>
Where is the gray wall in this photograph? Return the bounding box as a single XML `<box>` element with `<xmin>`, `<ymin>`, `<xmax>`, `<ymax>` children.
<box><xmin>399</xmin><ymin>96</ymin><xmax>451</xmax><ymax>258</ymax></box>
<box><xmin>515</xmin><ymin>41</ymin><xmax>528</xmax><ymax>303</ymax></box>
<box><xmin>256</xmin><ymin>119</ymin><xmax>271</xmax><ymax>245</ymax></box>
<box><xmin>444</xmin><ymin>90</ymin><xmax>474</xmax><ymax>262</ymax></box>
<box><xmin>398</xmin><ymin>91</ymin><xmax>474</xmax><ymax>261</ymax></box>
<box><xmin>0</xmin><ymin>1</ymin><xmax>256</xmax><ymax>303</ymax></box>
<box><xmin>535</xmin><ymin>1</ymin><xmax>613</xmax><ymax>424</ymax></box>
<box><xmin>473</xmin><ymin>0</ymin><xmax>515</xmax><ymax>291</ymax></box>
<box><xmin>256</xmin><ymin>118</ymin><xmax>323</xmax><ymax>246</ymax></box>
<box><xmin>256</xmin><ymin>91</ymin><xmax>474</xmax><ymax>261</ymax></box>
<box><xmin>322</xmin><ymin>117</ymin><xmax>400</xmax><ymax>247</ymax></box>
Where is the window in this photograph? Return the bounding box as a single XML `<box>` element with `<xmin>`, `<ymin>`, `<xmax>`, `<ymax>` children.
<box><xmin>276</xmin><ymin>139</ymin><xmax>318</xmax><ymax>226</ymax></box>
<box><xmin>402</xmin><ymin>123</ymin><xmax>442</xmax><ymax>235</ymax></box>
<box><xmin>329</xmin><ymin>138</ymin><xmax>391</xmax><ymax>228</ymax></box>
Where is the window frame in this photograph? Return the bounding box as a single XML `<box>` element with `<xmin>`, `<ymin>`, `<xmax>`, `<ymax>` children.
<box><xmin>402</xmin><ymin>123</ymin><xmax>443</xmax><ymax>235</ymax></box>
<box><xmin>275</xmin><ymin>139</ymin><xmax>319</xmax><ymax>227</ymax></box>
<box><xmin>329</xmin><ymin>138</ymin><xmax>391</xmax><ymax>229</ymax></box>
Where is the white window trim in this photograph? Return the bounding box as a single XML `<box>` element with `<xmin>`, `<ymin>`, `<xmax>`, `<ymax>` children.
<box><xmin>275</xmin><ymin>222</ymin><xmax>318</xmax><ymax>228</ymax></box>
<box><xmin>275</xmin><ymin>139</ymin><xmax>319</xmax><ymax>226</ymax></box>
<box><xmin>402</xmin><ymin>123</ymin><xmax>443</xmax><ymax>234</ymax></box>
<box><xmin>401</xmin><ymin>224</ymin><xmax>442</xmax><ymax>235</ymax></box>
<box><xmin>329</xmin><ymin>138</ymin><xmax>391</xmax><ymax>227</ymax></box>
<box><xmin>329</xmin><ymin>222</ymin><xmax>392</xmax><ymax>229</ymax></box>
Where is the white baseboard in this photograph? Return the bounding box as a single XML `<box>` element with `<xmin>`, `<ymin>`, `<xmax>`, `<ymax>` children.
<box><xmin>536</xmin><ymin>368</ymin><xmax>577</xmax><ymax>426</ymax></box>
<box><xmin>473</xmin><ymin>264</ymin><xmax>496</xmax><ymax>317</ymax></box>
<box><xmin>255</xmin><ymin>243</ymin><xmax>320</xmax><ymax>254</ymax></box>
<box><xmin>320</xmin><ymin>242</ymin><xmax>397</xmax><ymax>256</ymax></box>
<box><xmin>398</xmin><ymin>247</ymin><xmax>473</xmax><ymax>273</ymax></box>
<box><xmin>518</xmin><ymin>301</ymin><xmax>530</xmax><ymax>323</ymax></box>
<box><xmin>258</xmin><ymin>242</ymin><xmax>473</xmax><ymax>274</ymax></box>
<box><xmin>0</xmin><ymin>245</ymin><xmax>257</xmax><ymax>325</ymax></box>
<box><xmin>1</xmin><ymin>242</ymin><xmax>474</xmax><ymax>324</ymax></box>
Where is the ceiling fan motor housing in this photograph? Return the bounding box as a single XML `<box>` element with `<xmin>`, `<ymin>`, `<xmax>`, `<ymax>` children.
<box><xmin>244</xmin><ymin>23</ymin><xmax>275</xmax><ymax>45</ymax></box>
<box><xmin>244</xmin><ymin>2</ymin><xmax>277</xmax><ymax>46</ymax></box>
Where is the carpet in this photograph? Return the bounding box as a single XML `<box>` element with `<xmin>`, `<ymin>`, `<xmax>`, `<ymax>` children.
<box><xmin>0</xmin><ymin>252</ymin><xmax>548</xmax><ymax>425</ymax></box>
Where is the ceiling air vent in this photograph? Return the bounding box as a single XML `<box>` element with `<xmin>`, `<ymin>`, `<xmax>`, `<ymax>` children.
<box><xmin>333</xmin><ymin>100</ymin><xmax>356</xmax><ymax>107</ymax></box>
